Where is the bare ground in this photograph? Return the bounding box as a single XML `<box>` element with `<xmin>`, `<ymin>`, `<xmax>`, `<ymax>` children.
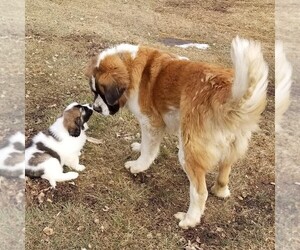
<box><xmin>0</xmin><ymin>1</ymin><xmax>25</xmax><ymax>250</ymax></box>
<box><xmin>275</xmin><ymin>1</ymin><xmax>300</xmax><ymax>249</ymax></box>
<box><xmin>25</xmin><ymin>1</ymin><xmax>275</xmax><ymax>249</ymax></box>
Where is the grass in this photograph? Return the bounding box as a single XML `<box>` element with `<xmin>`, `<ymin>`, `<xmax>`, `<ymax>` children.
<box><xmin>0</xmin><ymin>206</ymin><xmax>24</xmax><ymax>250</ymax></box>
<box><xmin>0</xmin><ymin>178</ymin><xmax>25</xmax><ymax>250</ymax></box>
<box><xmin>25</xmin><ymin>0</ymin><xmax>275</xmax><ymax>249</ymax></box>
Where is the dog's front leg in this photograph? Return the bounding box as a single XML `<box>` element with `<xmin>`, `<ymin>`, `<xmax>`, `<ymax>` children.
<box><xmin>67</xmin><ymin>155</ymin><xmax>86</xmax><ymax>172</ymax></box>
<box><xmin>125</xmin><ymin>124</ymin><xmax>163</xmax><ymax>174</ymax></box>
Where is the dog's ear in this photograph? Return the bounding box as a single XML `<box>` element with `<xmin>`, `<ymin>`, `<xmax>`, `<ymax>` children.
<box><xmin>104</xmin><ymin>85</ymin><xmax>126</xmax><ymax>106</ymax></box>
<box><xmin>85</xmin><ymin>56</ymin><xmax>98</xmax><ymax>78</ymax></box>
<box><xmin>68</xmin><ymin>117</ymin><xmax>82</xmax><ymax>137</ymax></box>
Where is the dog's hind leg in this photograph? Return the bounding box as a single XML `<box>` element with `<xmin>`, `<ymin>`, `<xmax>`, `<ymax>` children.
<box><xmin>66</xmin><ymin>156</ymin><xmax>85</xmax><ymax>172</ymax></box>
<box><xmin>211</xmin><ymin>136</ymin><xmax>249</xmax><ymax>198</ymax></box>
<box><xmin>211</xmin><ymin>161</ymin><xmax>232</xmax><ymax>198</ymax></box>
<box><xmin>42</xmin><ymin>159</ymin><xmax>79</xmax><ymax>188</ymax></box>
<box><xmin>125</xmin><ymin>124</ymin><xmax>164</xmax><ymax>174</ymax></box>
<box><xmin>175</xmin><ymin>157</ymin><xmax>208</xmax><ymax>229</ymax></box>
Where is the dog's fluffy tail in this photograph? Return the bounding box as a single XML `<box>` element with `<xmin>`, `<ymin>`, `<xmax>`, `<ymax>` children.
<box><xmin>275</xmin><ymin>41</ymin><xmax>292</xmax><ymax>132</ymax></box>
<box><xmin>230</xmin><ymin>36</ymin><xmax>269</xmax><ymax>129</ymax></box>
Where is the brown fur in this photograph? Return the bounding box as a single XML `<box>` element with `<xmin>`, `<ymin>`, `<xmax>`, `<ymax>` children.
<box><xmin>90</xmin><ymin>47</ymin><xmax>245</xmax><ymax>165</ymax></box>
<box><xmin>63</xmin><ymin>106</ymin><xmax>81</xmax><ymax>135</ymax></box>
<box><xmin>28</xmin><ymin>152</ymin><xmax>51</xmax><ymax>166</ymax></box>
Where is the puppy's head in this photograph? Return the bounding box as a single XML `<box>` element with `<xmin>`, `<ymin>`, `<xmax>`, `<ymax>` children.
<box><xmin>63</xmin><ymin>102</ymin><xmax>93</xmax><ymax>137</ymax></box>
<box><xmin>85</xmin><ymin>54</ymin><xmax>129</xmax><ymax>116</ymax></box>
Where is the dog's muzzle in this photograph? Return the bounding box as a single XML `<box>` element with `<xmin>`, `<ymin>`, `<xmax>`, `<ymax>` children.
<box><xmin>93</xmin><ymin>94</ymin><xmax>110</xmax><ymax>116</ymax></box>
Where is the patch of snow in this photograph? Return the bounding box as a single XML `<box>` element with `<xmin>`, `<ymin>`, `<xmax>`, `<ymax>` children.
<box><xmin>175</xmin><ymin>43</ymin><xmax>210</xmax><ymax>50</ymax></box>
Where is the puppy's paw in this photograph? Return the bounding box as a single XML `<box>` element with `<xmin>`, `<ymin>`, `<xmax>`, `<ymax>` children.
<box><xmin>125</xmin><ymin>160</ymin><xmax>148</xmax><ymax>174</ymax></box>
<box><xmin>175</xmin><ymin>212</ymin><xmax>201</xmax><ymax>229</ymax></box>
<box><xmin>48</xmin><ymin>179</ymin><xmax>57</xmax><ymax>188</ymax></box>
<box><xmin>211</xmin><ymin>184</ymin><xmax>230</xmax><ymax>198</ymax></box>
<box><xmin>68</xmin><ymin>172</ymin><xmax>79</xmax><ymax>179</ymax></box>
<box><xmin>73</xmin><ymin>164</ymin><xmax>86</xmax><ymax>172</ymax></box>
<box><xmin>131</xmin><ymin>142</ymin><xmax>141</xmax><ymax>152</ymax></box>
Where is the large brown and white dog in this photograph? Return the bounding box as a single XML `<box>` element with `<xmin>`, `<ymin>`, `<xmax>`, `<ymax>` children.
<box><xmin>86</xmin><ymin>37</ymin><xmax>269</xmax><ymax>229</ymax></box>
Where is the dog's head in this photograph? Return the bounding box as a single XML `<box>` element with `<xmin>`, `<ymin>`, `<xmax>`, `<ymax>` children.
<box><xmin>63</xmin><ymin>102</ymin><xmax>93</xmax><ymax>137</ymax></box>
<box><xmin>85</xmin><ymin>53</ymin><xmax>130</xmax><ymax>116</ymax></box>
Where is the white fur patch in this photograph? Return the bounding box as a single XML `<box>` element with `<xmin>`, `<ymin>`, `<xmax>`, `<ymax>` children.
<box><xmin>91</xmin><ymin>76</ymin><xmax>109</xmax><ymax>116</ymax></box>
<box><xmin>126</xmin><ymin>89</ymin><xmax>148</xmax><ymax>123</ymax></box>
<box><xmin>211</xmin><ymin>184</ymin><xmax>231</xmax><ymax>198</ymax></box>
<box><xmin>93</xmin><ymin>95</ymin><xmax>110</xmax><ymax>116</ymax></box>
<box><xmin>176</xmin><ymin>184</ymin><xmax>208</xmax><ymax>229</ymax></box>
<box><xmin>96</xmin><ymin>44</ymin><xmax>139</xmax><ymax>68</ymax></box>
<box><xmin>91</xmin><ymin>76</ymin><xmax>97</xmax><ymax>91</ymax></box>
<box><xmin>65</xmin><ymin>102</ymin><xmax>79</xmax><ymax>111</ymax></box>
<box><xmin>231</xmin><ymin>36</ymin><xmax>268</xmax><ymax>105</ymax></box>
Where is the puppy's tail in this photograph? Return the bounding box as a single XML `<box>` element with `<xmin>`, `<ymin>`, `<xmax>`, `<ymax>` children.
<box><xmin>230</xmin><ymin>36</ymin><xmax>269</xmax><ymax>129</ymax></box>
<box><xmin>275</xmin><ymin>41</ymin><xmax>292</xmax><ymax>132</ymax></box>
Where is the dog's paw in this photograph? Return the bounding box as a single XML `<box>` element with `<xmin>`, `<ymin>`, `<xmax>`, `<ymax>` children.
<box><xmin>125</xmin><ymin>160</ymin><xmax>148</xmax><ymax>174</ymax></box>
<box><xmin>74</xmin><ymin>164</ymin><xmax>86</xmax><ymax>172</ymax></box>
<box><xmin>174</xmin><ymin>212</ymin><xmax>186</xmax><ymax>220</ymax></box>
<box><xmin>211</xmin><ymin>184</ymin><xmax>230</xmax><ymax>198</ymax></box>
<box><xmin>68</xmin><ymin>172</ymin><xmax>79</xmax><ymax>179</ymax></box>
<box><xmin>48</xmin><ymin>179</ymin><xmax>57</xmax><ymax>189</ymax></box>
<box><xmin>131</xmin><ymin>142</ymin><xmax>141</xmax><ymax>152</ymax></box>
<box><xmin>174</xmin><ymin>212</ymin><xmax>201</xmax><ymax>229</ymax></box>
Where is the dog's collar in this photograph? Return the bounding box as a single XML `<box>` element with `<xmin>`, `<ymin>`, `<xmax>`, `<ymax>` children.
<box><xmin>47</xmin><ymin>129</ymin><xmax>62</xmax><ymax>142</ymax></box>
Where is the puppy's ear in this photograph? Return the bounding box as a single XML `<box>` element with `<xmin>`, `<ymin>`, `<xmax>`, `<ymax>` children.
<box><xmin>68</xmin><ymin>117</ymin><xmax>82</xmax><ymax>137</ymax></box>
<box><xmin>85</xmin><ymin>56</ymin><xmax>98</xmax><ymax>78</ymax></box>
<box><xmin>104</xmin><ymin>85</ymin><xmax>126</xmax><ymax>106</ymax></box>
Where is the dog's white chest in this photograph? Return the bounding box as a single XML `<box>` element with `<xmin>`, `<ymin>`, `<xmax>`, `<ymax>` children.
<box><xmin>126</xmin><ymin>91</ymin><xmax>150</xmax><ymax>125</ymax></box>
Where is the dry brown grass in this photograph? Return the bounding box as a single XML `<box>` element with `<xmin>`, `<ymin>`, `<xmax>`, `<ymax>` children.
<box><xmin>26</xmin><ymin>0</ymin><xmax>274</xmax><ymax>249</ymax></box>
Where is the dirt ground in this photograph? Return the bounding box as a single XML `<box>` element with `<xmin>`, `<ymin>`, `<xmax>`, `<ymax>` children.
<box><xmin>25</xmin><ymin>0</ymin><xmax>274</xmax><ymax>249</ymax></box>
<box><xmin>0</xmin><ymin>1</ymin><xmax>25</xmax><ymax>250</ymax></box>
<box><xmin>275</xmin><ymin>1</ymin><xmax>300</xmax><ymax>249</ymax></box>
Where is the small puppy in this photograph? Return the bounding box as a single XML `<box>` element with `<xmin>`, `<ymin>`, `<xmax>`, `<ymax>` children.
<box><xmin>25</xmin><ymin>102</ymin><xmax>93</xmax><ymax>188</ymax></box>
<box><xmin>0</xmin><ymin>132</ymin><xmax>25</xmax><ymax>178</ymax></box>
